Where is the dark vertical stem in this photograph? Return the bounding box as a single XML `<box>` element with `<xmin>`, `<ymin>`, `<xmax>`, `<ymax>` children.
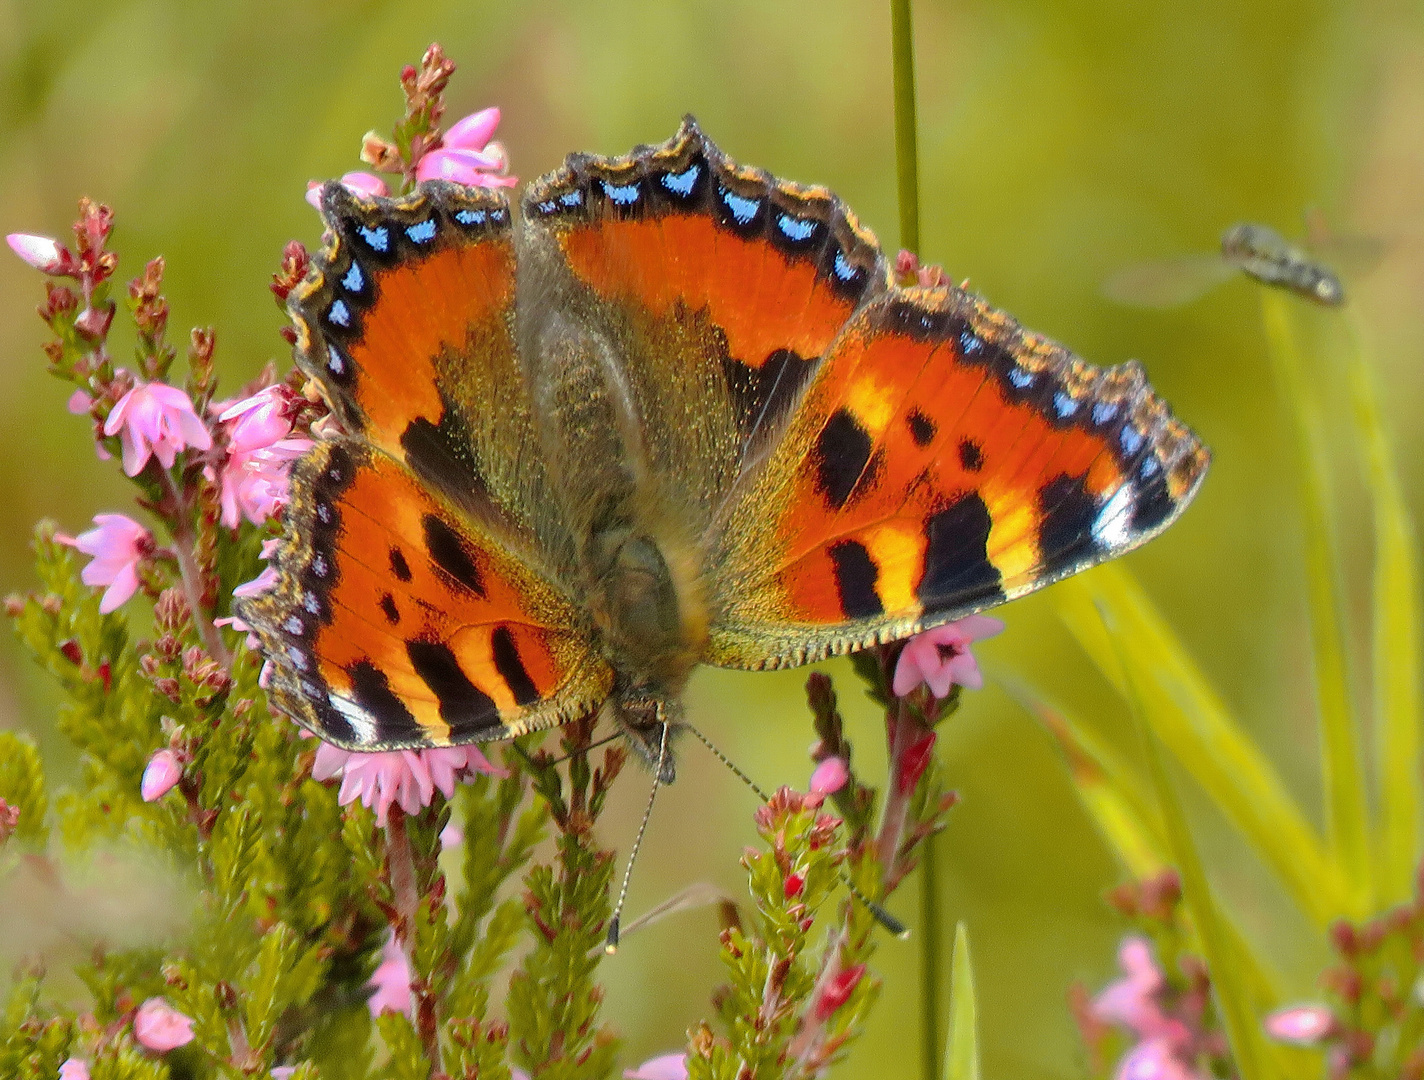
<box><xmin>891</xmin><ymin>3</ymin><xmax>936</xmax><ymax>1075</ymax></box>
<box><xmin>891</xmin><ymin>0</ymin><xmax>921</xmax><ymax>258</ymax></box>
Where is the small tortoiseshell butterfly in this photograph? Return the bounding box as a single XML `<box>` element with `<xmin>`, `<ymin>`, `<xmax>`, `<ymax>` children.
<box><xmin>238</xmin><ymin>118</ymin><xmax>1208</xmax><ymax>781</ymax></box>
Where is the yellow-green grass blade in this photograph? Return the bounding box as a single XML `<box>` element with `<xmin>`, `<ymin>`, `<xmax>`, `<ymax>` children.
<box><xmin>1103</xmin><ymin>607</ymin><xmax>1274</xmax><ymax>1080</ymax></box>
<box><xmin>1017</xmin><ymin>694</ymin><xmax>1168</xmax><ymax>879</ymax></box>
<box><xmin>1345</xmin><ymin>310</ymin><xmax>1421</xmax><ymax>904</ymax></box>
<box><xmin>1058</xmin><ymin>565</ymin><xmax>1352</xmax><ymax>925</ymax></box>
<box><xmin>1261</xmin><ymin>290</ymin><xmax>1372</xmax><ymax>911</ymax></box>
<box><xmin>1012</xmin><ymin>691</ymin><xmax>1284</xmax><ymax>1007</ymax></box>
<box><xmin>944</xmin><ymin>922</ymin><xmax>980</xmax><ymax>1080</ymax></box>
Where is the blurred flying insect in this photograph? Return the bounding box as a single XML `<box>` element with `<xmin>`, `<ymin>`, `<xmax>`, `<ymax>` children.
<box><xmin>1103</xmin><ymin>213</ymin><xmax>1383</xmax><ymax>309</ymax></box>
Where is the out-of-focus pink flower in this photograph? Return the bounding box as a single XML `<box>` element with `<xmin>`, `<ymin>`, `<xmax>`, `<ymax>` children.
<box><xmin>813</xmin><ymin>963</ymin><xmax>867</xmax><ymax>1021</ymax></box>
<box><xmin>1117</xmin><ymin>1038</ymin><xmax>1201</xmax><ymax>1080</ymax></box>
<box><xmin>1092</xmin><ymin>937</ymin><xmax>1168</xmax><ymax>1034</ymax></box>
<box><xmin>892</xmin><ymin>614</ymin><xmax>1004</xmax><ymax>698</ymax></box>
<box><xmin>809</xmin><ymin>756</ymin><xmax>849</xmax><ymax>796</ymax></box>
<box><xmin>1093</xmin><ymin>938</ymin><xmax>1207</xmax><ymax>1080</ymax></box>
<box><xmin>215</xmin><ymin>614</ymin><xmax>260</xmax><ymax>650</ymax></box>
<box><xmin>68</xmin><ymin>388</ymin><xmax>93</xmax><ymax>415</ymax></box>
<box><xmin>211</xmin><ymin>388</ymin><xmax>313</xmax><ymax>528</ymax></box>
<box><xmin>7</xmin><ymin>232</ymin><xmax>71</xmax><ymax>274</ymax></box>
<box><xmin>270</xmin><ymin>1068</ymin><xmax>297</xmax><ymax>1079</ymax></box>
<box><xmin>306</xmin><ymin>171</ymin><xmax>389</xmax><ymax>209</ymax></box>
<box><xmin>141</xmin><ymin>749</ymin><xmax>183</xmax><ymax>802</ymax></box>
<box><xmin>232</xmin><ymin>539</ymin><xmax>282</xmax><ymax>601</ymax></box>
<box><xmin>367</xmin><ymin>932</ymin><xmax>412</xmax><ymax>1017</ymax></box>
<box><xmin>56</xmin><ymin>514</ymin><xmax>152</xmax><ymax>613</ymax></box>
<box><xmin>440</xmin><ymin>821</ymin><xmax>464</xmax><ymax>849</ymax></box>
<box><xmin>415</xmin><ymin>107</ymin><xmax>517</xmax><ymax>188</ymax></box>
<box><xmin>1264</xmin><ymin>1004</ymin><xmax>1337</xmax><ymax>1046</ymax></box>
<box><xmin>623</xmin><ymin>1054</ymin><xmax>689</xmax><ymax>1080</ymax></box>
<box><xmin>311</xmin><ymin>743</ymin><xmax>507</xmax><ymax>827</ymax></box>
<box><xmin>133</xmin><ymin>997</ymin><xmax>195</xmax><ymax>1051</ymax></box>
<box><xmin>103</xmin><ymin>381</ymin><xmax>212</xmax><ymax>477</ymax></box>
<box><xmin>58</xmin><ymin>1059</ymin><xmax>90</xmax><ymax>1080</ymax></box>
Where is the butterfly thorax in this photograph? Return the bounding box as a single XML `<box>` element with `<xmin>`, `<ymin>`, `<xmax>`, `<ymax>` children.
<box><xmin>585</xmin><ymin>521</ymin><xmax>706</xmax><ymax>784</ymax></box>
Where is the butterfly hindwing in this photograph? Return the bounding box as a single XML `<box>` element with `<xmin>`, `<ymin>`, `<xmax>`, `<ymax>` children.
<box><xmin>706</xmin><ymin>284</ymin><xmax>1210</xmax><ymax>668</ymax></box>
<box><xmin>238</xmin><ymin>439</ymin><xmax>613</xmax><ymax>750</ymax></box>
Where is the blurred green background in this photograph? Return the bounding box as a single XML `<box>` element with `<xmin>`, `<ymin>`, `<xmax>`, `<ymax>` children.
<box><xmin>3</xmin><ymin>0</ymin><xmax>1422</xmax><ymax>1076</ymax></box>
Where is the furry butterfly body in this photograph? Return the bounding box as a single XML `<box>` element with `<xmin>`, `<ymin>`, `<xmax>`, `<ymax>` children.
<box><xmin>238</xmin><ymin>118</ymin><xmax>1208</xmax><ymax>780</ymax></box>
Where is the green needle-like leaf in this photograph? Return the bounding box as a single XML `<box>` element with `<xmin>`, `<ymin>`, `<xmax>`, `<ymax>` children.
<box><xmin>944</xmin><ymin>922</ymin><xmax>980</xmax><ymax>1080</ymax></box>
<box><xmin>1261</xmin><ymin>290</ymin><xmax>1372</xmax><ymax>913</ymax></box>
<box><xmin>1345</xmin><ymin>309</ymin><xmax>1421</xmax><ymax>905</ymax></box>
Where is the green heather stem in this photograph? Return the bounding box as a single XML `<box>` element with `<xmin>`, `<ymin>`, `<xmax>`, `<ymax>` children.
<box><xmin>890</xmin><ymin>3</ymin><xmax>936</xmax><ymax>1076</ymax></box>
<box><xmin>891</xmin><ymin>0</ymin><xmax>921</xmax><ymax>259</ymax></box>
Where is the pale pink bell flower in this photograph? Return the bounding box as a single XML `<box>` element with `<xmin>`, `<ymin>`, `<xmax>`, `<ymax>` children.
<box><xmin>809</xmin><ymin>756</ymin><xmax>849</xmax><ymax>795</ymax></box>
<box><xmin>133</xmin><ymin>997</ymin><xmax>195</xmax><ymax>1051</ymax></box>
<box><xmin>366</xmin><ymin>932</ymin><xmax>412</xmax><ymax>1017</ymax></box>
<box><xmin>311</xmin><ymin>743</ymin><xmax>507</xmax><ymax>827</ymax></box>
<box><xmin>58</xmin><ymin>1060</ymin><xmax>90</xmax><ymax>1080</ymax></box>
<box><xmin>623</xmin><ymin>1054</ymin><xmax>689</xmax><ymax>1080</ymax></box>
<box><xmin>6</xmin><ymin>232</ymin><xmax>71</xmax><ymax>274</ymax></box>
<box><xmin>892</xmin><ymin>614</ymin><xmax>1004</xmax><ymax>698</ymax></box>
<box><xmin>141</xmin><ymin>749</ymin><xmax>183</xmax><ymax>802</ymax></box>
<box><xmin>306</xmin><ymin>171</ymin><xmax>390</xmax><ymax>209</ymax></box>
<box><xmin>103</xmin><ymin>381</ymin><xmax>212</xmax><ymax>477</ymax></box>
<box><xmin>212</xmin><ymin>388</ymin><xmax>313</xmax><ymax>527</ymax></box>
<box><xmin>56</xmin><ymin>514</ymin><xmax>152</xmax><ymax>613</ymax></box>
<box><xmin>415</xmin><ymin>107</ymin><xmax>517</xmax><ymax>188</ymax></box>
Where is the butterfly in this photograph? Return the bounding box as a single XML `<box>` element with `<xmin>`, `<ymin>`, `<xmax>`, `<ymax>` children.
<box><xmin>237</xmin><ymin>117</ymin><xmax>1209</xmax><ymax>783</ymax></box>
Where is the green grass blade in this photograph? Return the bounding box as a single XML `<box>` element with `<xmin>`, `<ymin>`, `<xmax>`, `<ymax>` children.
<box><xmin>1345</xmin><ymin>310</ymin><xmax>1421</xmax><ymax>904</ymax></box>
<box><xmin>1261</xmin><ymin>290</ymin><xmax>1372</xmax><ymax>911</ymax></box>
<box><xmin>1058</xmin><ymin>565</ymin><xmax>1352</xmax><ymax>924</ymax></box>
<box><xmin>944</xmin><ymin>922</ymin><xmax>980</xmax><ymax>1080</ymax></box>
<box><xmin>1102</xmin><ymin>606</ymin><xmax>1273</xmax><ymax>1080</ymax></box>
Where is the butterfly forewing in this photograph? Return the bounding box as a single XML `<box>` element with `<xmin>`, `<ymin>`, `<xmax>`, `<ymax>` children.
<box><xmin>707</xmin><ymin>284</ymin><xmax>1209</xmax><ymax>668</ymax></box>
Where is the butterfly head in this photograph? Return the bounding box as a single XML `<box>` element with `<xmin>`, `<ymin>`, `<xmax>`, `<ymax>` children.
<box><xmin>610</xmin><ymin>691</ymin><xmax>682</xmax><ymax>784</ymax></box>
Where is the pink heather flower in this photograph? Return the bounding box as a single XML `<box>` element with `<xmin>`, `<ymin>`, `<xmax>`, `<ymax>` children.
<box><xmin>1117</xmin><ymin>1039</ymin><xmax>1202</xmax><ymax>1080</ymax></box>
<box><xmin>59</xmin><ymin>1060</ymin><xmax>90</xmax><ymax>1080</ymax></box>
<box><xmin>1092</xmin><ymin>937</ymin><xmax>1169</xmax><ymax>1034</ymax></box>
<box><xmin>215</xmin><ymin>614</ymin><xmax>260</xmax><ymax>651</ymax></box>
<box><xmin>306</xmin><ymin>171</ymin><xmax>389</xmax><ymax>209</ymax></box>
<box><xmin>270</xmin><ymin>1069</ymin><xmax>297</xmax><ymax>1079</ymax></box>
<box><xmin>141</xmin><ymin>749</ymin><xmax>183</xmax><ymax>802</ymax></box>
<box><xmin>103</xmin><ymin>380</ymin><xmax>212</xmax><ymax>477</ymax></box>
<box><xmin>1264</xmin><ymin>1004</ymin><xmax>1336</xmax><ymax>1046</ymax></box>
<box><xmin>809</xmin><ymin>755</ymin><xmax>849</xmax><ymax>795</ymax></box>
<box><xmin>892</xmin><ymin>614</ymin><xmax>1004</xmax><ymax>698</ymax></box>
<box><xmin>367</xmin><ymin>933</ymin><xmax>412</xmax><ymax>1017</ymax></box>
<box><xmin>68</xmin><ymin>388</ymin><xmax>93</xmax><ymax>415</ymax></box>
<box><xmin>813</xmin><ymin>963</ymin><xmax>867</xmax><ymax>1021</ymax></box>
<box><xmin>212</xmin><ymin>388</ymin><xmax>313</xmax><ymax>527</ymax></box>
<box><xmin>440</xmin><ymin>821</ymin><xmax>464</xmax><ymax>849</ymax></box>
<box><xmin>232</xmin><ymin>539</ymin><xmax>283</xmax><ymax>600</ymax></box>
<box><xmin>415</xmin><ymin>107</ymin><xmax>517</xmax><ymax>188</ymax></box>
<box><xmin>57</xmin><ymin>514</ymin><xmax>152</xmax><ymax>613</ymax></box>
<box><xmin>444</xmin><ymin>106</ymin><xmax>502</xmax><ymax>151</ymax></box>
<box><xmin>311</xmin><ymin>743</ymin><xmax>507</xmax><ymax>827</ymax></box>
<box><xmin>623</xmin><ymin>1054</ymin><xmax>689</xmax><ymax>1080</ymax></box>
<box><xmin>6</xmin><ymin>232</ymin><xmax>71</xmax><ymax>274</ymax></box>
<box><xmin>133</xmin><ymin>997</ymin><xmax>195</xmax><ymax>1051</ymax></box>
<box><xmin>1093</xmin><ymin>938</ymin><xmax>1206</xmax><ymax>1080</ymax></box>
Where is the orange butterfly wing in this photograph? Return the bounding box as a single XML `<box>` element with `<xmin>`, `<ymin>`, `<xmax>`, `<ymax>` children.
<box><xmin>242</xmin><ymin>184</ymin><xmax>608</xmax><ymax>749</ymax></box>
<box><xmin>708</xmin><ymin>285</ymin><xmax>1208</xmax><ymax>666</ymax></box>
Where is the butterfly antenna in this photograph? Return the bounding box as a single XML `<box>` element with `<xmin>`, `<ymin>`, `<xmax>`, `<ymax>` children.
<box><xmin>606</xmin><ymin>719</ymin><xmax>670</xmax><ymax>954</ymax></box>
<box><xmin>683</xmin><ymin>723</ymin><xmax>908</xmax><ymax>940</ymax></box>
